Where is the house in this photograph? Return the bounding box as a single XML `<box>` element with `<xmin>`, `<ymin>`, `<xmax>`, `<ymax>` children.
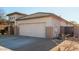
<box><xmin>0</xmin><ymin>20</ymin><xmax>9</xmax><ymax>35</ymax></box>
<box><xmin>7</xmin><ymin>12</ymin><xmax>74</xmax><ymax>38</ymax></box>
<box><xmin>7</xmin><ymin>12</ymin><xmax>28</xmax><ymax>35</ymax></box>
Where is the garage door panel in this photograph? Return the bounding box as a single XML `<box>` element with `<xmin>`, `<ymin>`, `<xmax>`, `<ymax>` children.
<box><xmin>19</xmin><ymin>23</ymin><xmax>46</xmax><ymax>38</ymax></box>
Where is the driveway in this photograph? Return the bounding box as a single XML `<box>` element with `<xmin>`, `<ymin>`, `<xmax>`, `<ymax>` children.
<box><xmin>0</xmin><ymin>36</ymin><xmax>59</xmax><ymax>51</ymax></box>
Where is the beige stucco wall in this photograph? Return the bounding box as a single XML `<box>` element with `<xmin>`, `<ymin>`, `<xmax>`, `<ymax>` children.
<box><xmin>50</xmin><ymin>17</ymin><xmax>61</xmax><ymax>37</ymax></box>
<box><xmin>16</xmin><ymin>17</ymin><xmax>54</xmax><ymax>38</ymax></box>
<box><xmin>50</xmin><ymin>17</ymin><xmax>73</xmax><ymax>37</ymax></box>
<box><xmin>9</xmin><ymin>14</ymin><xmax>25</xmax><ymax>21</ymax></box>
<box><xmin>16</xmin><ymin>16</ymin><xmax>73</xmax><ymax>38</ymax></box>
<box><xmin>16</xmin><ymin>17</ymin><xmax>52</xmax><ymax>27</ymax></box>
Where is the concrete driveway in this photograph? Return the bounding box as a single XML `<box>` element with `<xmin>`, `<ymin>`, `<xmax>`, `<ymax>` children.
<box><xmin>0</xmin><ymin>36</ymin><xmax>59</xmax><ymax>51</ymax></box>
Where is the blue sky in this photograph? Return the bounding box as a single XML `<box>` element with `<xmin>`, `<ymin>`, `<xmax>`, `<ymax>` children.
<box><xmin>2</xmin><ymin>7</ymin><xmax>79</xmax><ymax>23</ymax></box>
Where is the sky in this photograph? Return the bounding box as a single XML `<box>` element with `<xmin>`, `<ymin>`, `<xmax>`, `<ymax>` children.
<box><xmin>2</xmin><ymin>7</ymin><xmax>79</xmax><ymax>23</ymax></box>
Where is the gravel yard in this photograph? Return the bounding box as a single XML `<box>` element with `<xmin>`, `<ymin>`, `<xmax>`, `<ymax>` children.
<box><xmin>50</xmin><ymin>37</ymin><xmax>79</xmax><ymax>51</ymax></box>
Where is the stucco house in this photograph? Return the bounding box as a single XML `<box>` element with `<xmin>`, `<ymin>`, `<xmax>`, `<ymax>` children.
<box><xmin>7</xmin><ymin>12</ymin><xmax>28</xmax><ymax>35</ymax></box>
<box><xmin>7</xmin><ymin>12</ymin><xmax>74</xmax><ymax>39</ymax></box>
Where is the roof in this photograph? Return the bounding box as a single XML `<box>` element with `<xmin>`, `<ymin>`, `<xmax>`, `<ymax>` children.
<box><xmin>16</xmin><ymin>12</ymin><xmax>73</xmax><ymax>25</ymax></box>
<box><xmin>7</xmin><ymin>12</ymin><xmax>28</xmax><ymax>16</ymax></box>
<box><xmin>16</xmin><ymin>12</ymin><xmax>60</xmax><ymax>20</ymax></box>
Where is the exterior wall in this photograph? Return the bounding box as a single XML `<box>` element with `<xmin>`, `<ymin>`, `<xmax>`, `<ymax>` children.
<box><xmin>50</xmin><ymin>16</ymin><xmax>74</xmax><ymax>37</ymax></box>
<box><xmin>60</xmin><ymin>21</ymin><xmax>73</xmax><ymax>26</ymax></box>
<box><xmin>8</xmin><ymin>14</ymin><xmax>25</xmax><ymax>21</ymax></box>
<box><xmin>8</xmin><ymin>14</ymin><xmax>26</xmax><ymax>35</ymax></box>
<box><xmin>16</xmin><ymin>17</ymin><xmax>53</xmax><ymax>38</ymax></box>
<box><xmin>16</xmin><ymin>17</ymin><xmax>52</xmax><ymax>27</ymax></box>
<box><xmin>49</xmin><ymin>17</ymin><xmax>61</xmax><ymax>38</ymax></box>
<box><xmin>16</xmin><ymin>16</ymin><xmax>74</xmax><ymax>38</ymax></box>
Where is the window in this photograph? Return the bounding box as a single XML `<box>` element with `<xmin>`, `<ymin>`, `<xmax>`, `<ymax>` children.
<box><xmin>9</xmin><ymin>16</ymin><xmax>15</xmax><ymax>19</ymax></box>
<box><xmin>9</xmin><ymin>16</ymin><xmax>12</xmax><ymax>19</ymax></box>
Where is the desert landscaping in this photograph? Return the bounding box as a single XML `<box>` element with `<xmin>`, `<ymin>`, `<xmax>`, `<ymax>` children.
<box><xmin>50</xmin><ymin>37</ymin><xmax>79</xmax><ymax>51</ymax></box>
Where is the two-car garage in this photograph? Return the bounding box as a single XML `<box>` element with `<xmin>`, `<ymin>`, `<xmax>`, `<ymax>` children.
<box><xmin>16</xmin><ymin>12</ymin><xmax>55</xmax><ymax>38</ymax></box>
<box><xmin>16</xmin><ymin>12</ymin><xmax>74</xmax><ymax>39</ymax></box>
<box><xmin>19</xmin><ymin>22</ymin><xmax>46</xmax><ymax>38</ymax></box>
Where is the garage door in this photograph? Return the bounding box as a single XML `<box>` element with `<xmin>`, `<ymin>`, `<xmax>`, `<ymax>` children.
<box><xmin>19</xmin><ymin>23</ymin><xmax>46</xmax><ymax>38</ymax></box>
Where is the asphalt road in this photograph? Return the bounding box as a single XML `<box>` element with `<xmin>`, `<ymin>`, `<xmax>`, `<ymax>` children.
<box><xmin>0</xmin><ymin>36</ymin><xmax>59</xmax><ymax>51</ymax></box>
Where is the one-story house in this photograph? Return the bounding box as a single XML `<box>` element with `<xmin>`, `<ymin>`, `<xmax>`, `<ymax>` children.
<box><xmin>14</xmin><ymin>12</ymin><xmax>74</xmax><ymax>38</ymax></box>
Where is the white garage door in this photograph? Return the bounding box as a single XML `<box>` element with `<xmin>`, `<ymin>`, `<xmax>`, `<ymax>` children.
<box><xmin>19</xmin><ymin>22</ymin><xmax>46</xmax><ymax>38</ymax></box>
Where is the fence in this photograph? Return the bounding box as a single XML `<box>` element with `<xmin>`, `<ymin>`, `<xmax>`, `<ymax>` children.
<box><xmin>74</xmin><ymin>25</ymin><xmax>79</xmax><ymax>38</ymax></box>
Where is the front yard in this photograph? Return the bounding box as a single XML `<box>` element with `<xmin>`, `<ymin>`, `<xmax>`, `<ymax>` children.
<box><xmin>50</xmin><ymin>37</ymin><xmax>79</xmax><ymax>51</ymax></box>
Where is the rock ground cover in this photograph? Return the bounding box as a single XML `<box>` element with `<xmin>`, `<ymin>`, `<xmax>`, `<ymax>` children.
<box><xmin>50</xmin><ymin>37</ymin><xmax>79</xmax><ymax>51</ymax></box>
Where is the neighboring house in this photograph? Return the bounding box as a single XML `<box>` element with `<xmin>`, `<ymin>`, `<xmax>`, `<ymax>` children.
<box><xmin>15</xmin><ymin>12</ymin><xmax>74</xmax><ymax>38</ymax></box>
<box><xmin>0</xmin><ymin>20</ymin><xmax>8</xmax><ymax>35</ymax></box>
<box><xmin>7</xmin><ymin>12</ymin><xmax>74</xmax><ymax>38</ymax></box>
